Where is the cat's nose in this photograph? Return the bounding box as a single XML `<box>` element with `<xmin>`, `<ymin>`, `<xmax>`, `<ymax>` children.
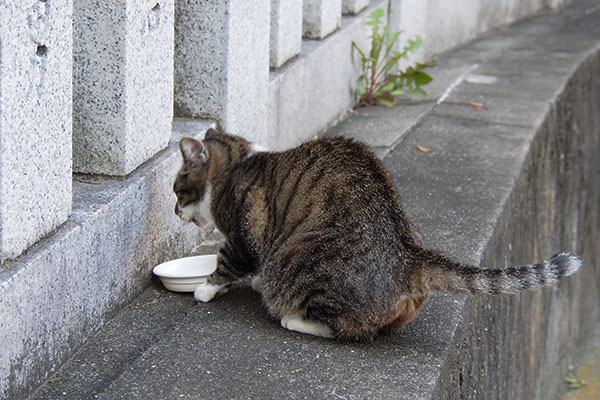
<box><xmin>174</xmin><ymin>203</ymin><xmax>180</xmax><ymax>216</ymax></box>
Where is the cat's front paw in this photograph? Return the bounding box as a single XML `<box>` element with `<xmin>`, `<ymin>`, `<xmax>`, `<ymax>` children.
<box><xmin>194</xmin><ymin>282</ymin><xmax>224</xmax><ymax>302</ymax></box>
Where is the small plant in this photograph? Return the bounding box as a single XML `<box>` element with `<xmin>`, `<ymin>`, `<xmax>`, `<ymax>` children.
<box><xmin>565</xmin><ymin>375</ymin><xmax>586</xmax><ymax>390</ymax></box>
<box><xmin>352</xmin><ymin>8</ymin><xmax>434</xmax><ymax>107</ymax></box>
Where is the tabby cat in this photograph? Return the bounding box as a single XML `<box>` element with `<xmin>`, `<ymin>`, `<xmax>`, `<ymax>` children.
<box><xmin>173</xmin><ymin>128</ymin><xmax>582</xmax><ymax>341</ymax></box>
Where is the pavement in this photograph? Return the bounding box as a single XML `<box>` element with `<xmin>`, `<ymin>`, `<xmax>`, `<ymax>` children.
<box><xmin>28</xmin><ymin>1</ymin><xmax>600</xmax><ymax>399</ymax></box>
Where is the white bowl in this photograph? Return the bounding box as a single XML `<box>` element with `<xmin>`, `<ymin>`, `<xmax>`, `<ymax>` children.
<box><xmin>153</xmin><ymin>254</ymin><xmax>217</xmax><ymax>292</ymax></box>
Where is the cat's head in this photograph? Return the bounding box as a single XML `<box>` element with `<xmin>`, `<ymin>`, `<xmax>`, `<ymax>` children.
<box><xmin>173</xmin><ymin>136</ymin><xmax>212</xmax><ymax>227</ymax></box>
<box><xmin>174</xmin><ymin>129</ymin><xmax>254</xmax><ymax>227</ymax></box>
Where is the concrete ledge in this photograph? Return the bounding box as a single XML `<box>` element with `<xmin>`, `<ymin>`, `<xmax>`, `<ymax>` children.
<box><xmin>0</xmin><ymin>120</ymin><xmax>214</xmax><ymax>399</ymax></box>
<box><xmin>433</xmin><ymin>46</ymin><xmax>600</xmax><ymax>400</ymax></box>
<box><xmin>19</xmin><ymin>1</ymin><xmax>600</xmax><ymax>399</ymax></box>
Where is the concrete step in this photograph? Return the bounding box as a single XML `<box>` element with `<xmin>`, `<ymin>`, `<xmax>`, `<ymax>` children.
<box><xmin>28</xmin><ymin>1</ymin><xmax>600</xmax><ymax>398</ymax></box>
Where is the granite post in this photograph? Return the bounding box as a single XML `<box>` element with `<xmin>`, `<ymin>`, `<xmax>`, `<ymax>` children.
<box><xmin>303</xmin><ymin>0</ymin><xmax>342</xmax><ymax>39</ymax></box>
<box><xmin>0</xmin><ymin>0</ymin><xmax>73</xmax><ymax>262</ymax></box>
<box><xmin>270</xmin><ymin>0</ymin><xmax>303</xmax><ymax>68</ymax></box>
<box><xmin>174</xmin><ymin>0</ymin><xmax>270</xmax><ymax>144</ymax></box>
<box><xmin>342</xmin><ymin>0</ymin><xmax>369</xmax><ymax>15</ymax></box>
<box><xmin>388</xmin><ymin>0</ymin><xmax>428</xmax><ymax>64</ymax></box>
<box><xmin>72</xmin><ymin>0</ymin><xmax>174</xmax><ymax>176</ymax></box>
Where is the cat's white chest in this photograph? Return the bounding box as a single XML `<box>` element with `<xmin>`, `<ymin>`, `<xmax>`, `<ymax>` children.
<box><xmin>198</xmin><ymin>184</ymin><xmax>214</xmax><ymax>227</ymax></box>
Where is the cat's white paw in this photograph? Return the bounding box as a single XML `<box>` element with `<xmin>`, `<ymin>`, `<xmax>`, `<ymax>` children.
<box><xmin>281</xmin><ymin>314</ymin><xmax>334</xmax><ymax>338</ymax></box>
<box><xmin>250</xmin><ymin>274</ymin><xmax>263</xmax><ymax>293</ymax></box>
<box><xmin>194</xmin><ymin>282</ymin><xmax>224</xmax><ymax>303</ymax></box>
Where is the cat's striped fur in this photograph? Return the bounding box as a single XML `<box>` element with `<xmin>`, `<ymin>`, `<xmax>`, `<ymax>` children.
<box><xmin>173</xmin><ymin>129</ymin><xmax>582</xmax><ymax>341</ymax></box>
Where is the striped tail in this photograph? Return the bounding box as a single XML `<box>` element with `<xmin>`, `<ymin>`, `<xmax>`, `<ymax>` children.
<box><xmin>418</xmin><ymin>250</ymin><xmax>582</xmax><ymax>295</ymax></box>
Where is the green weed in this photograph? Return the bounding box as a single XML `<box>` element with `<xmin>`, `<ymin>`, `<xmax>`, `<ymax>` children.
<box><xmin>352</xmin><ymin>8</ymin><xmax>434</xmax><ymax>107</ymax></box>
<box><xmin>565</xmin><ymin>375</ymin><xmax>587</xmax><ymax>389</ymax></box>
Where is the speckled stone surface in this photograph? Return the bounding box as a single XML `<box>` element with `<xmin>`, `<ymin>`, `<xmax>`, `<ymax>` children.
<box><xmin>72</xmin><ymin>0</ymin><xmax>174</xmax><ymax>176</ymax></box>
<box><xmin>342</xmin><ymin>0</ymin><xmax>369</xmax><ymax>15</ymax></box>
<box><xmin>174</xmin><ymin>0</ymin><xmax>270</xmax><ymax>142</ymax></box>
<box><xmin>0</xmin><ymin>0</ymin><xmax>72</xmax><ymax>262</ymax></box>
<box><xmin>270</xmin><ymin>0</ymin><xmax>303</xmax><ymax>68</ymax></box>
<box><xmin>302</xmin><ymin>0</ymin><xmax>342</xmax><ymax>39</ymax></box>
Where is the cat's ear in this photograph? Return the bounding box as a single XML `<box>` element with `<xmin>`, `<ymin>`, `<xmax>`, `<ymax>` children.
<box><xmin>205</xmin><ymin>127</ymin><xmax>219</xmax><ymax>138</ymax></box>
<box><xmin>179</xmin><ymin>137</ymin><xmax>209</xmax><ymax>164</ymax></box>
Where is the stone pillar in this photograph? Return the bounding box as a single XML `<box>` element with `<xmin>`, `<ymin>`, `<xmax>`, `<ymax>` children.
<box><xmin>0</xmin><ymin>0</ymin><xmax>73</xmax><ymax>262</ymax></box>
<box><xmin>73</xmin><ymin>0</ymin><xmax>174</xmax><ymax>176</ymax></box>
<box><xmin>174</xmin><ymin>0</ymin><xmax>270</xmax><ymax>143</ymax></box>
<box><xmin>342</xmin><ymin>0</ymin><xmax>369</xmax><ymax>15</ymax></box>
<box><xmin>270</xmin><ymin>0</ymin><xmax>303</xmax><ymax>68</ymax></box>
<box><xmin>389</xmin><ymin>0</ymin><xmax>428</xmax><ymax>63</ymax></box>
<box><xmin>302</xmin><ymin>0</ymin><xmax>342</xmax><ymax>39</ymax></box>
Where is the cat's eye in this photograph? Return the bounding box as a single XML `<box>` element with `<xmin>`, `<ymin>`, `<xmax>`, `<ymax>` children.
<box><xmin>175</xmin><ymin>189</ymin><xmax>198</xmax><ymax>208</ymax></box>
<box><xmin>177</xmin><ymin>194</ymin><xmax>192</xmax><ymax>207</ymax></box>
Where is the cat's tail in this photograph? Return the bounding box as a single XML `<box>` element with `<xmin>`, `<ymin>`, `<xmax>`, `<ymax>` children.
<box><xmin>415</xmin><ymin>248</ymin><xmax>582</xmax><ymax>295</ymax></box>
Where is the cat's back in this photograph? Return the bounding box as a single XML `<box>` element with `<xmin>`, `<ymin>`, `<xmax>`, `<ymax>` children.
<box><xmin>276</xmin><ymin>136</ymin><xmax>392</xmax><ymax>187</ymax></box>
<box><xmin>236</xmin><ymin>137</ymin><xmax>411</xmax><ymax>250</ymax></box>
<box><xmin>288</xmin><ymin>137</ymin><xmax>401</xmax><ymax>210</ymax></box>
<box><xmin>291</xmin><ymin>136</ymin><xmax>380</xmax><ymax>169</ymax></box>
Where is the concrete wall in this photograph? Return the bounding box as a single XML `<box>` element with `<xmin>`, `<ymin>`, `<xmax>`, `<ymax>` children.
<box><xmin>389</xmin><ymin>0</ymin><xmax>574</xmax><ymax>61</ymax></box>
<box><xmin>435</xmin><ymin>48</ymin><xmax>600</xmax><ymax>400</ymax></box>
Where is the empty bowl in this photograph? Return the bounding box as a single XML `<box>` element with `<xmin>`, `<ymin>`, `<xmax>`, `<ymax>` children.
<box><xmin>153</xmin><ymin>254</ymin><xmax>217</xmax><ymax>292</ymax></box>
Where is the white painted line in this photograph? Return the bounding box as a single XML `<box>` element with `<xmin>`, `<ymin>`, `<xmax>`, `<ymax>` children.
<box><xmin>436</xmin><ymin>63</ymin><xmax>481</xmax><ymax>105</ymax></box>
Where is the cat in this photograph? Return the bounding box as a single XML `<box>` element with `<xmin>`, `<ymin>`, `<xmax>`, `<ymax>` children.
<box><xmin>173</xmin><ymin>128</ymin><xmax>582</xmax><ymax>341</ymax></box>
